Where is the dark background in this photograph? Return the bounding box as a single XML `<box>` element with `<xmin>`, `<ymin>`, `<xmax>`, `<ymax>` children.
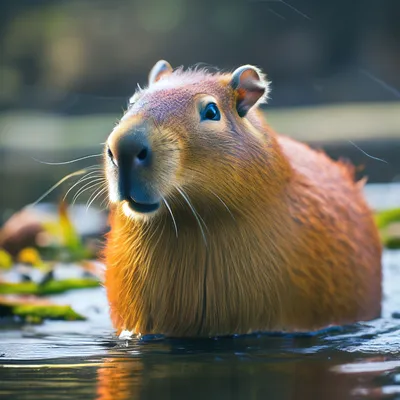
<box><xmin>1</xmin><ymin>0</ymin><xmax>399</xmax><ymax>217</ymax></box>
<box><xmin>1</xmin><ymin>0</ymin><xmax>400</xmax><ymax>112</ymax></box>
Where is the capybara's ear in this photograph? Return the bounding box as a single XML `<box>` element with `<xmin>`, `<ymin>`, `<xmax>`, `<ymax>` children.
<box><xmin>148</xmin><ymin>60</ymin><xmax>173</xmax><ymax>85</ymax></box>
<box><xmin>230</xmin><ymin>65</ymin><xmax>270</xmax><ymax>117</ymax></box>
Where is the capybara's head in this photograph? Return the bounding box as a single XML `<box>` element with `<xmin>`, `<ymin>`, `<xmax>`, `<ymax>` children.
<box><xmin>105</xmin><ymin>60</ymin><xmax>273</xmax><ymax>221</ymax></box>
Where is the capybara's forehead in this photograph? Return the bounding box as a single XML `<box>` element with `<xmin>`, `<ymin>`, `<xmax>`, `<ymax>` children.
<box><xmin>123</xmin><ymin>70</ymin><xmax>230</xmax><ymax>122</ymax></box>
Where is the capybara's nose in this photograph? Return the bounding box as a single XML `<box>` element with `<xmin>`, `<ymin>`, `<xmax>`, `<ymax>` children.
<box><xmin>108</xmin><ymin>131</ymin><xmax>152</xmax><ymax>170</ymax></box>
<box><xmin>108</xmin><ymin>129</ymin><xmax>160</xmax><ymax>209</ymax></box>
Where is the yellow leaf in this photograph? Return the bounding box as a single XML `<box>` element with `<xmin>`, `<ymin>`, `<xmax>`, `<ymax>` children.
<box><xmin>58</xmin><ymin>201</ymin><xmax>81</xmax><ymax>250</ymax></box>
<box><xmin>17</xmin><ymin>247</ymin><xmax>43</xmax><ymax>267</ymax></box>
<box><xmin>42</xmin><ymin>221</ymin><xmax>62</xmax><ymax>241</ymax></box>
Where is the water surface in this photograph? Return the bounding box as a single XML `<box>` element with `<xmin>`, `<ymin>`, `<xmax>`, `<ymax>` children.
<box><xmin>1</xmin><ymin>184</ymin><xmax>400</xmax><ymax>400</ymax></box>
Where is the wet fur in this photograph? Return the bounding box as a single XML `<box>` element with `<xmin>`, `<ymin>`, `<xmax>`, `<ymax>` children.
<box><xmin>104</xmin><ymin>67</ymin><xmax>382</xmax><ymax>337</ymax></box>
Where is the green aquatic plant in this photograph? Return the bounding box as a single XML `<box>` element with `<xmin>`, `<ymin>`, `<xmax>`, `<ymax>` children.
<box><xmin>0</xmin><ymin>297</ymin><xmax>85</xmax><ymax>323</ymax></box>
<box><xmin>39</xmin><ymin>201</ymin><xmax>96</xmax><ymax>262</ymax></box>
<box><xmin>375</xmin><ymin>208</ymin><xmax>400</xmax><ymax>249</ymax></box>
<box><xmin>0</xmin><ymin>278</ymin><xmax>99</xmax><ymax>296</ymax></box>
<box><xmin>375</xmin><ymin>208</ymin><xmax>400</xmax><ymax>230</ymax></box>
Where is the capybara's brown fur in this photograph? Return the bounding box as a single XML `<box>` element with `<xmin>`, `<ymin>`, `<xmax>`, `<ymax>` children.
<box><xmin>103</xmin><ymin>61</ymin><xmax>382</xmax><ymax>337</ymax></box>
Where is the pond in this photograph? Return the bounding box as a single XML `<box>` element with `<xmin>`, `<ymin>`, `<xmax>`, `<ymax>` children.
<box><xmin>1</xmin><ymin>184</ymin><xmax>400</xmax><ymax>400</ymax></box>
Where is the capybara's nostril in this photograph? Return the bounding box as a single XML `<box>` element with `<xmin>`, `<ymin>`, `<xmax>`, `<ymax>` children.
<box><xmin>132</xmin><ymin>141</ymin><xmax>152</xmax><ymax>168</ymax></box>
<box><xmin>136</xmin><ymin>146</ymin><xmax>149</xmax><ymax>163</ymax></box>
<box><xmin>107</xmin><ymin>146</ymin><xmax>117</xmax><ymax>166</ymax></box>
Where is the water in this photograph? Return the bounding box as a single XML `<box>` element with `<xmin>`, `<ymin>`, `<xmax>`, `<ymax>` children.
<box><xmin>1</xmin><ymin>185</ymin><xmax>400</xmax><ymax>400</ymax></box>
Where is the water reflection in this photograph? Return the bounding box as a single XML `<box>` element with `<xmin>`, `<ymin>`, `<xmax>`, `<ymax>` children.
<box><xmin>94</xmin><ymin>339</ymin><xmax>399</xmax><ymax>400</ymax></box>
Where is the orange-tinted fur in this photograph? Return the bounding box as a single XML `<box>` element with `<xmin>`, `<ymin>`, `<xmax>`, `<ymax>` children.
<box><xmin>104</xmin><ymin>64</ymin><xmax>382</xmax><ymax>337</ymax></box>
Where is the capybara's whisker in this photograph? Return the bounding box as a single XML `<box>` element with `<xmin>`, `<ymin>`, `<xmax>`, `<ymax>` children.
<box><xmin>99</xmin><ymin>192</ymin><xmax>110</xmax><ymax>209</ymax></box>
<box><xmin>63</xmin><ymin>171</ymin><xmax>103</xmax><ymax>201</ymax></box>
<box><xmin>208</xmin><ymin>189</ymin><xmax>235</xmax><ymax>221</ymax></box>
<box><xmin>29</xmin><ymin>166</ymin><xmax>99</xmax><ymax>207</ymax></box>
<box><xmin>162</xmin><ymin>196</ymin><xmax>178</xmax><ymax>238</ymax></box>
<box><xmin>71</xmin><ymin>179</ymin><xmax>104</xmax><ymax>206</ymax></box>
<box><xmin>85</xmin><ymin>181</ymin><xmax>107</xmax><ymax>206</ymax></box>
<box><xmin>32</xmin><ymin>154</ymin><xmax>103</xmax><ymax>165</ymax></box>
<box><xmin>86</xmin><ymin>186</ymin><xmax>108</xmax><ymax>212</ymax></box>
<box><xmin>176</xmin><ymin>187</ymin><xmax>207</xmax><ymax>246</ymax></box>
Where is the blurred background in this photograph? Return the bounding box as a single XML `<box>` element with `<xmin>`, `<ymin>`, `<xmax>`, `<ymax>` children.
<box><xmin>1</xmin><ymin>0</ymin><xmax>400</xmax><ymax>221</ymax></box>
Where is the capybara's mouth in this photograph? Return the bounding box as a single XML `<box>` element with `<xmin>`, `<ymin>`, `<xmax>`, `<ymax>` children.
<box><xmin>126</xmin><ymin>197</ymin><xmax>160</xmax><ymax>214</ymax></box>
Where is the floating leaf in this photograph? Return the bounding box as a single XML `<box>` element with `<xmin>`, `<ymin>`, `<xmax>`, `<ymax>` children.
<box><xmin>375</xmin><ymin>208</ymin><xmax>400</xmax><ymax>230</ymax></box>
<box><xmin>0</xmin><ymin>278</ymin><xmax>99</xmax><ymax>296</ymax></box>
<box><xmin>0</xmin><ymin>296</ymin><xmax>85</xmax><ymax>322</ymax></box>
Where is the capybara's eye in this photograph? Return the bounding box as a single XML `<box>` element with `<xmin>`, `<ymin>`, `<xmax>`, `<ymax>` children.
<box><xmin>201</xmin><ymin>103</ymin><xmax>221</xmax><ymax>121</ymax></box>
